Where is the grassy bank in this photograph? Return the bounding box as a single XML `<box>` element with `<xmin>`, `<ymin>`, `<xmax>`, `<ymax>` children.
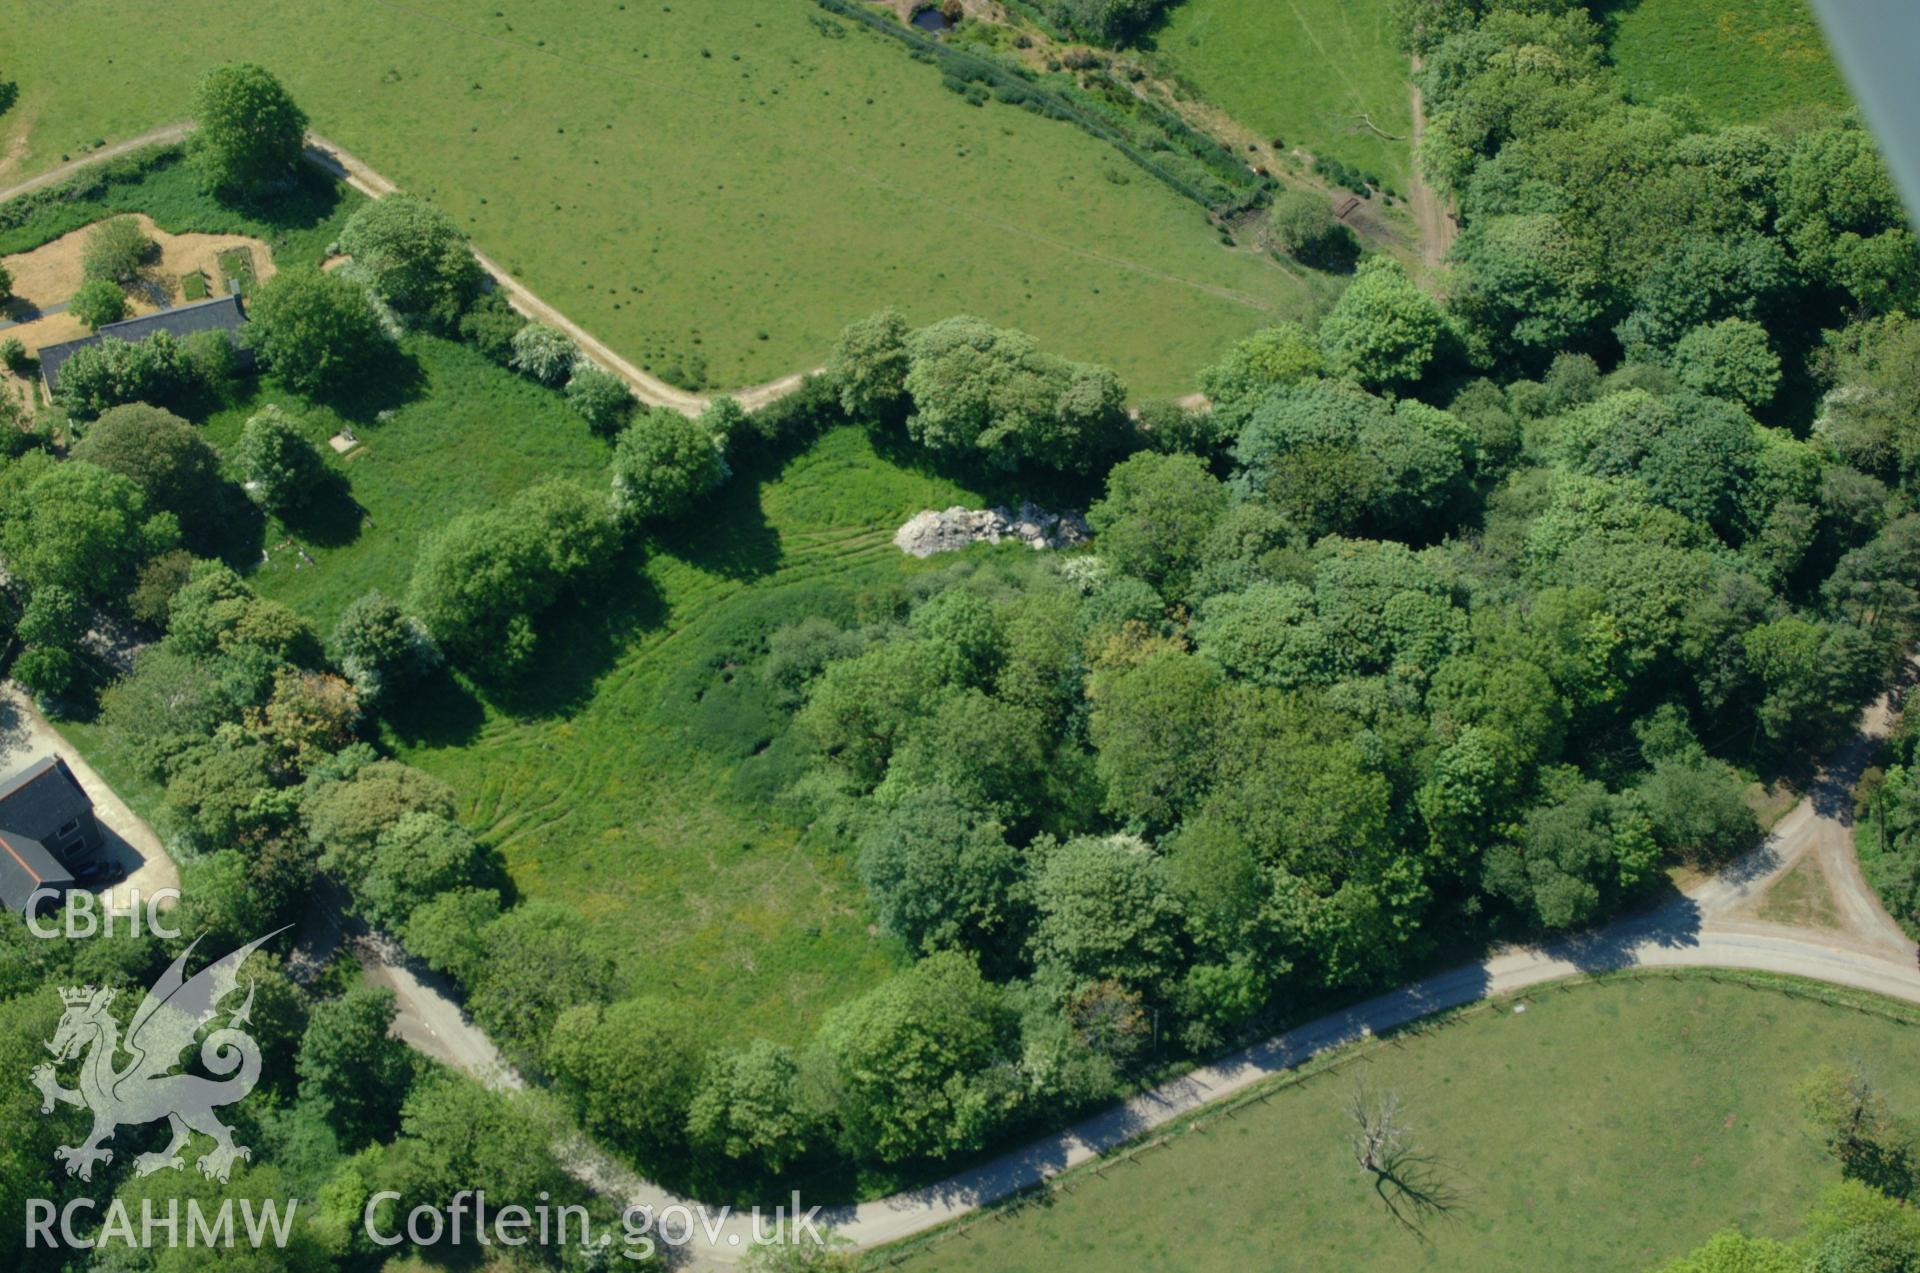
<box><xmin>1151</xmin><ymin>0</ymin><xmax>1413</xmax><ymax>192</ymax></box>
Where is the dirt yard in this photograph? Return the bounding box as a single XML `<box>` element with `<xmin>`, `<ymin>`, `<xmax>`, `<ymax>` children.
<box><xmin>2</xmin><ymin>212</ymin><xmax>277</xmax><ymax>343</ymax></box>
<box><xmin>1</xmin><ymin>213</ymin><xmax>275</xmax><ymax>409</ymax></box>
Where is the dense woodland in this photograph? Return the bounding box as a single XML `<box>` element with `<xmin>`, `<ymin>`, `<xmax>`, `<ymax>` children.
<box><xmin>2</xmin><ymin>0</ymin><xmax>1920</xmax><ymax>1266</ymax></box>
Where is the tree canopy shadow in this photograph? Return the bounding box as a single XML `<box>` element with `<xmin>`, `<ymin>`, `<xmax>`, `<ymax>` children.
<box><xmin>221</xmin><ymin>162</ymin><xmax>350</xmax><ymax>238</ymax></box>
<box><xmin>376</xmin><ymin>663</ymin><xmax>487</xmax><ymax>751</ymax></box>
<box><xmin>285</xmin><ymin>341</ymin><xmax>428</xmax><ymax>423</ymax></box>
<box><xmin>1551</xmin><ymin>889</ymin><xmax>1704</xmax><ymax>975</ymax></box>
<box><xmin>2</xmin><ymin>295</ymin><xmax>45</xmax><ymax>325</ymax></box>
<box><xmin>1585</xmin><ymin>0</ymin><xmax>1646</xmax><ymax>47</ymax></box>
<box><xmin>646</xmin><ymin>463</ymin><xmax>781</xmax><ymax>582</ymax></box>
<box><xmin>200</xmin><ymin>480</ymin><xmax>268</xmax><ymax>568</ymax></box>
<box><xmin>275</xmin><ymin>467</ymin><xmax>364</xmax><ymax>549</ymax></box>
<box><xmin>863</xmin><ymin>421</ymin><xmax>1107</xmax><ymax>513</ymax></box>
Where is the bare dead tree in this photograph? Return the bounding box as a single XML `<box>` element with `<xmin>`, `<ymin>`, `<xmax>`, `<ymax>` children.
<box><xmin>1351</xmin><ymin>112</ymin><xmax>1408</xmax><ymax>141</ymax></box>
<box><xmin>1350</xmin><ymin>1078</ymin><xmax>1409</xmax><ymax>1175</ymax></box>
<box><xmin>1348</xmin><ymin>1076</ymin><xmax>1463</xmax><ymax>1237</ymax></box>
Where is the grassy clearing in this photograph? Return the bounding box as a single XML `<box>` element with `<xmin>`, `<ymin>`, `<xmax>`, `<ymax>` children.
<box><xmin>1756</xmin><ymin>857</ymin><xmax>1842</xmax><ymax>929</ymax></box>
<box><xmin>888</xmin><ymin>974</ymin><xmax>1920</xmax><ymax>1273</ymax></box>
<box><xmin>196</xmin><ymin>336</ymin><xmax>613</xmax><ymax>629</ymax></box>
<box><xmin>1151</xmin><ymin>0</ymin><xmax>1413</xmax><ymax>192</ymax></box>
<box><xmin>71</xmin><ymin>312</ymin><xmax>999</xmax><ymax>1032</ymax></box>
<box><xmin>2</xmin><ymin>0</ymin><xmax>1341</xmax><ymax>395</ymax></box>
<box><xmin>381</xmin><ymin>424</ymin><xmax>997</xmax><ymax>1039</ymax></box>
<box><xmin>191</xmin><ymin>333</ymin><xmax>996</xmax><ymax>1036</ymax></box>
<box><xmin>1601</xmin><ymin>0</ymin><xmax>1848</xmax><ymax>124</ymax></box>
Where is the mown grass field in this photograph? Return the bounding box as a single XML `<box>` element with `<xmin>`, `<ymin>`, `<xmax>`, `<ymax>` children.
<box><xmin>890</xmin><ymin>975</ymin><xmax>1920</xmax><ymax>1273</ymax></box>
<box><xmin>1152</xmin><ymin>0</ymin><xmax>1413</xmax><ymax>192</ymax></box>
<box><xmin>0</xmin><ymin>0</ymin><xmax>1340</xmax><ymax>396</ymax></box>
<box><xmin>1601</xmin><ymin>0</ymin><xmax>1848</xmax><ymax>124</ymax></box>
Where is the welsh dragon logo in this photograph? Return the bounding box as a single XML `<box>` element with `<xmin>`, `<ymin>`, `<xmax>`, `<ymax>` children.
<box><xmin>30</xmin><ymin>929</ymin><xmax>287</xmax><ymax>1184</ymax></box>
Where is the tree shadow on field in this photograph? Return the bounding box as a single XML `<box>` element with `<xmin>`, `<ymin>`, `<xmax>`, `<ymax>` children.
<box><xmin>277</xmin><ymin>468</ymin><xmax>364</xmax><ymax>549</ymax></box>
<box><xmin>296</xmin><ymin>342</ymin><xmax>428</xmax><ymax>424</ymax></box>
<box><xmin>201</xmin><ymin>480</ymin><xmax>268</xmax><ymax>569</ymax></box>
<box><xmin>1585</xmin><ymin>0</ymin><xmax>1645</xmax><ymax>46</ymax></box>
<box><xmin>648</xmin><ymin>457</ymin><xmax>781</xmax><ymax>582</ymax></box>
<box><xmin>226</xmin><ymin>162</ymin><xmax>351</xmax><ymax>236</ymax></box>
<box><xmin>1367</xmin><ymin>1144</ymin><xmax>1468</xmax><ymax>1240</ymax></box>
<box><xmin>378</xmin><ymin>663</ymin><xmax>487</xmax><ymax>751</ymax></box>
<box><xmin>864</xmin><ymin>422</ymin><xmax>1106</xmax><ymax>514</ymax></box>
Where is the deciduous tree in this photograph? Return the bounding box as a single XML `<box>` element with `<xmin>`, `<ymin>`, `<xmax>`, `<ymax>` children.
<box><xmin>1087</xmin><ymin>451</ymin><xmax>1228</xmax><ymax>597</ymax></box>
<box><xmin>70</xmin><ymin>403</ymin><xmax>223</xmax><ymax>524</ymax></box>
<box><xmin>190</xmin><ymin>63</ymin><xmax>309</xmax><ymax>196</ymax></box>
<box><xmin>610</xmin><ymin>406</ymin><xmax>729</xmax><ymax>522</ymax></box>
<box><xmin>297</xmin><ymin>986</ymin><xmax>414</xmax><ymax>1148</ymax></box>
<box><xmin>337</xmin><ymin>193</ymin><xmax>482</xmax><ymax>325</ymax></box>
<box><xmin>1317</xmin><ymin>257</ymin><xmax>1446</xmax><ymax>391</ymax></box>
<box><xmin>244</xmin><ymin>267</ymin><xmax>391</xmax><ymax>394</ymax></box>
<box><xmin>235</xmin><ymin>404</ymin><xmax>328</xmax><ymax>513</ymax></box>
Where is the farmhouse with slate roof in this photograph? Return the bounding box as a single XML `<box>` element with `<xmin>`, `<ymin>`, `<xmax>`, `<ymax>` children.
<box><xmin>0</xmin><ymin>758</ymin><xmax>104</xmax><ymax>917</ymax></box>
<box><xmin>37</xmin><ymin>293</ymin><xmax>252</xmax><ymax>393</ymax></box>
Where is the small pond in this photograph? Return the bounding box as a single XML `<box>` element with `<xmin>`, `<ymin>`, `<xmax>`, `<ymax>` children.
<box><xmin>911</xmin><ymin>6</ymin><xmax>951</xmax><ymax>34</ymax></box>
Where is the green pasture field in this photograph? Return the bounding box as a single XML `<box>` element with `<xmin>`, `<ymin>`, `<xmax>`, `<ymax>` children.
<box><xmin>888</xmin><ymin>974</ymin><xmax>1920</xmax><ymax>1272</ymax></box>
<box><xmin>0</xmin><ymin>0</ymin><xmax>1342</xmax><ymax>395</ymax></box>
<box><xmin>1601</xmin><ymin>0</ymin><xmax>1849</xmax><ymax>124</ymax></box>
<box><xmin>1151</xmin><ymin>0</ymin><xmax>1413</xmax><ymax>192</ymax></box>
